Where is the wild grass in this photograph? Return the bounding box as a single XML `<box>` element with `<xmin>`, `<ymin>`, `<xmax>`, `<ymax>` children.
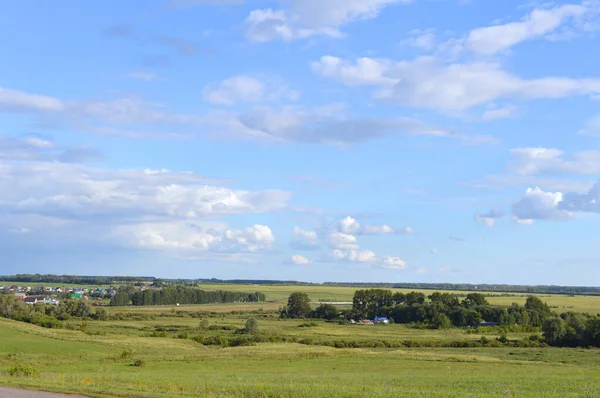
<box><xmin>2</xmin><ymin>312</ymin><xmax>600</xmax><ymax>397</ymax></box>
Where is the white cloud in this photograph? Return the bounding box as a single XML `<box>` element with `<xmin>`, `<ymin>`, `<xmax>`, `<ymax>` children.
<box><xmin>245</xmin><ymin>9</ymin><xmax>342</xmax><ymax>42</ymax></box>
<box><xmin>481</xmin><ymin>105</ymin><xmax>516</xmax><ymax>120</ymax></box>
<box><xmin>203</xmin><ymin>75</ymin><xmax>264</xmax><ymax>105</ymax></box>
<box><xmin>328</xmin><ymin>231</ymin><xmax>360</xmax><ymax>250</ymax></box>
<box><xmin>0</xmin><ymin>160</ymin><xmax>291</xmax><ymax>222</ymax></box>
<box><xmin>400</xmin><ymin>29</ymin><xmax>436</xmax><ymax>50</ymax></box>
<box><xmin>290</xmin><ymin>226</ymin><xmax>321</xmax><ymax>250</ymax></box>
<box><xmin>337</xmin><ymin>216</ymin><xmax>396</xmax><ymax>235</ymax></box>
<box><xmin>114</xmin><ymin>221</ymin><xmax>275</xmax><ymax>253</ymax></box>
<box><xmin>291</xmin><ymin>254</ymin><xmax>312</xmax><ymax>264</ymax></box>
<box><xmin>475</xmin><ymin>209</ymin><xmax>505</xmax><ymax>227</ymax></box>
<box><xmin>231</xmin><ymin>105</ymin><xmax>495</xmax><ymax>145</ymax></box>
<box><xmin>383</xmin><ymin>256</ymin><xmax>407</xmax><ymax>268</ymax></box>
<box><xmin>203</xmin><ymin>75</ymin><xmax>298</xmax><ymax>106</ymax></box>
<box><xmin>513</xmin><ymin>216</ymin><xmax>534</xmax><ymax>225</ymax></box>
<box><xmin>293</xmin><ymin>216</ymin><xmax>408</xmax><ymax>268</ymax></box>
<box><xmin>512</xmin><ymin>187</ymin><xmax>572</xmax><ymax>220</ymax></box>
<box><xmin>245</xmin><ymin>0</ymin><xmax>410</xmax><ymax>42</ymax></box>
<box><xmin>312</xmin><ymin>56</ymin><xmax>600</xmax><ymax>110</ymax></box>
<box><xmin>509</xmin><ymin>147</ymin><xmax>600</xmax><ymax>175</ymax></box>
<box><xmin>0</xmin><ymin>87</ymin><xmax>64</xmax><ymax>113</ymax></box>
<box><xmin>328</xmin><ymin>249</ymin><xmax>378</xmax><ymax>263</ymax></box>
<box><xmin>464</xmin><ymin>4</ymin><xmax>594</xmax><ymax>55</ymax></box>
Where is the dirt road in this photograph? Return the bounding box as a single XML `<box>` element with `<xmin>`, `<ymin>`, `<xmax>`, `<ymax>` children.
<box><xmin>0</xmin><ymin>387</ymin><xmax>87</xmax><ymax>398</ymax></box>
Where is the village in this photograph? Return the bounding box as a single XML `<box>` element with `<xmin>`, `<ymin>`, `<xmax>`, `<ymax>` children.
<box><xmin>0</xmin><ymin>284</ymin><xmax>117</xmax><ymax>305</ymax></box>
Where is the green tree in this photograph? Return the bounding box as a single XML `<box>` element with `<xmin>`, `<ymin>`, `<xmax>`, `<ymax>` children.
<box><xmin>462</xmin><ymin>293</ymin><xmax>489</xmax><ymax>308</ymax></box>
<box><xmin>543</xmin><ymin>317</ymin><xmax>566</xmax><ymax>345</ymax></box>
<box><xmin>286</xmin><ymin>292</ymin><xmax>311</xmax><ymax>318</ymax></box>
<box><xmin>432</xmin><ymin>313</ymin><xmax>452</xmax><ymax>329</ymax></box>
<box><xmin>311</xmin><ymin>304</ymin><xmax>339</xmax><ymax>320</ymax></box>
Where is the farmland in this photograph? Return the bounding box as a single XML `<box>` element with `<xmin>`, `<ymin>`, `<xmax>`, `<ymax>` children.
<box><xmin>2</xmin><ymin>283</ymin><xmax>600</xmax><ymax>397</ymax></box>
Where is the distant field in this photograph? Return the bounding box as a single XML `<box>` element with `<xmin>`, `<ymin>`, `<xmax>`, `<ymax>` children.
<box><xmin>195</xmin><ymin>283</ymin><xmax>600</xmax><ymax>315</ymax></box>
<box><xmin>2</xmin><ymin>316</ymin><xmax>600</xmax><ymax>397</ymax></box>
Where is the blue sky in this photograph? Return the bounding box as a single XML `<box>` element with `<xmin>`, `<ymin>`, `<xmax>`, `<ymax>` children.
<box><xmin>1</xmin><ymin>0</ymin><xmax>600</xmax><ymax>284</ymax></box>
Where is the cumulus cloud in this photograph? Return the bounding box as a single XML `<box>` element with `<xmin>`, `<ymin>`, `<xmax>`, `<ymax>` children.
<box><xmin>114</xmin><ymin>221</ymin><xmax>275</xmax><ymax>253</ymax></box>
<box><xmin>203</xmin><ymin>75</ymin><xmax>298</xmax><ymax>105</ymax></box>
<box><xmin>292</xmin><ymin>216</ymin><xmax>409</xmax><ymax>268</ymax></box>
<box><xmin>382</xmin><ymin>256</ymin><xmax>407</xmax><ymax>269</ymax></box>
<box><xmin>291</xmin><ymin>254</ymin><xmax>312</xmax><ymax>264</ymax></box>
<box><xmin>245</xmin><ymin>0</ymin><xmax>409</xmax><ymax>42</ymax></box>
<box><xmin>512</xmin><ymin>187</ymin><xmax>572</xmax><ymax>220</ymax></box>
<box><xmin>475</xmin><ymin>209</ymin><xmax>505</xmax><ymax>227</ymax></box>
<box><xmin>0</xmin><ymin>150</ymin><xmax>291</xmax><ymax>257</ymax></box>
<box><xmin>337</xmin><ymin>216</ymin><xmax>397</xmax><ymax>235</ymax></box>
<box><xmin>290</xmin><ymin>226</ymin><xmax>321</xmax><ymax>250</ymax></box>
<box><xmin>311</xmin><ymin>56</ymin><xmax>600</xmax><ymax>110</ymax></box>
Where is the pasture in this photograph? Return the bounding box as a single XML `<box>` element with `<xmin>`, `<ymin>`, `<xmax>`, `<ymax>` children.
<box><xmin>2</xmin><ymin>316</ymin><xmax>600</xmax><ymax>397</ymax></box>
<box><xmin>3</xmin><ymin>283</ymin><xmax>600</xmax><ymax>397</ymax></box>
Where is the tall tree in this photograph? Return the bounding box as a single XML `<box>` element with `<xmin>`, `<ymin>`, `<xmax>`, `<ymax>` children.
<box><xmin>286</xmin><ymin>292</ymin><xmax>311</xmax><ymax>318</ymax></box>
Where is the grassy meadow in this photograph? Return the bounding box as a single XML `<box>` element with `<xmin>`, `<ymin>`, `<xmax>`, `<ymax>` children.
<box><xmin>2</xmin><ymin>283</ymin><xmax>600</xmax><ymax>397</ymax></box>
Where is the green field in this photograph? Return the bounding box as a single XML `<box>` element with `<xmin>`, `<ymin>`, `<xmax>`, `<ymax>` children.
<box><xmin>2</xmin><ymin>316</ymin><xmax>600</xmax><ymax>397</ymax></box>
<box><xmin>3</xmin><ymin>283</ymin><xmax>600</xmax><ymax>397</ymax></box>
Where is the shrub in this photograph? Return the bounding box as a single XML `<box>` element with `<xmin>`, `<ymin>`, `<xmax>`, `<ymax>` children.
<box><xmin>229</xmin><ymin>336</ymin><xmax>254</xmax><ymax>347</ymax></box>
<box><xmin>6</xmin><ymin>364</ymin><xmax>38</xmax><ymax>378</ymax></box>
<box><xmin>148</xmin><ymin>331</ymin><xmax>168</xmax><ymax>338</ymax></box>
<box><xmin>191</xmin><ymin>335</ymin><xmax>206</xmax><ymax>344</ymax></box>
<box><xmin>298</xmin><ymin>322</ymin><xmax>319</xmax><ymax>328</ymax></box>
<box><xmin>131</xmin><ymin>359</ymin><xmax>145</xmax><ymax>367</ymax></box>
<box><xmin>203</xmin><ymin>335</ymin><xmax>228</xmax><ymax>347</ymax></box>
<box><xmin>177</xmin><ymin>332</ymin><xmax>189</xmax><ymax>339</ymax></box>
<box><xmin>245</xmin><ymin>318</ymin><xmax>259</xmax><ymax>334</ymax></box>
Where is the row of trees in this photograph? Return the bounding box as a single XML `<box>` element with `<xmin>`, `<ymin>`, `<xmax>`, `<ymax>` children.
<box><xmin>0</xmin><ymin>295</ymin><xmax>107</xmax><ymax>328</ymax></box>
<box><xmin>542</xmin><ymin>313</ymin><xmax>600</xmax><ymax>347</ymax></box>
<box><xmin>0</xmin><ymin>274</ymin><xmax>150</xmax><ymax>285</ymax></box>
<box><xmin>326</xmin><ymin>282</ymin><xmax>600</xmax><ymax>296</ymax></box>
<box><xmin>281</xmin><ymin>290</ymin><xmax>557</xmax><ymax>329</ymax></box>
<box><xmin>349</xmin><ymin>289</ymin><xmax>556</xmax><ymax>328</ymax></box>
<box><xmin>110</xmin><ymin>286</ymin><xmax>266</xmax><ymax>306</ymax></box>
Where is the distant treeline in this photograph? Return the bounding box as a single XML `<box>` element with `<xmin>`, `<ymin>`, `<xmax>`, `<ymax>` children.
<box><xmin>110</xmin><ymin>286</ymin><xmax>266</xmax><ymax>306</ymax></box>
<box><xmin>4</xmin><ymin>275</ymin><xmax>600</xmax><ymax>296</ymax></box>
<box><xmin>324</xmin><ymin>282</ymin><xmax>600</xmax><ymax>296</ymax></box>
<box><xmin>0</xmin><ymin>274</ymin><xmax>153</xmax><ymax>285</ymax></box>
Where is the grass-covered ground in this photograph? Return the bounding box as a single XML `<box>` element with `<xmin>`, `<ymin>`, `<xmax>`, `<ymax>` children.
<box><xmin>3</xmin><ymin>283</ymin><xmax>600</xmax><ymax>397</ymax></box>
<box><xmin>2</xmin><ymin>309</ymin><xmax>600</xmax><ymax>397</ymax></box>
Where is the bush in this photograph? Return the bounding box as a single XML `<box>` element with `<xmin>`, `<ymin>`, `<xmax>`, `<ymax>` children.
<box><xmin>148</xmin><ymin>331</ymin><xmax>168</xmax><ymax>338</ymax></box>
<box><xmin>245</xmin><ymin>318</ymin><xmax>259</xmax><ymax>334</ymax></box>
<box><xmin>191</xmin><ymin>335</ymin><xmax>206</xmax><ymax>344</ymax></box>
<box><xmin>131</xmin><ymin>359</ymin><xmax>145</xmax><ymax>367</ymax></box>
<box><xmin>298</xmin><ymin>322</ymin><xmax>319</xmax><ymax>328</ymax></box>
<box><xmin>6</xmin><ymin>364</ymin><xmax>38</xmax><ymax>378</ymax></box>
<box><xmin>203</xmin><ymin>335</ymin><xmax>229</xmax><ymax>347</ymax></box>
